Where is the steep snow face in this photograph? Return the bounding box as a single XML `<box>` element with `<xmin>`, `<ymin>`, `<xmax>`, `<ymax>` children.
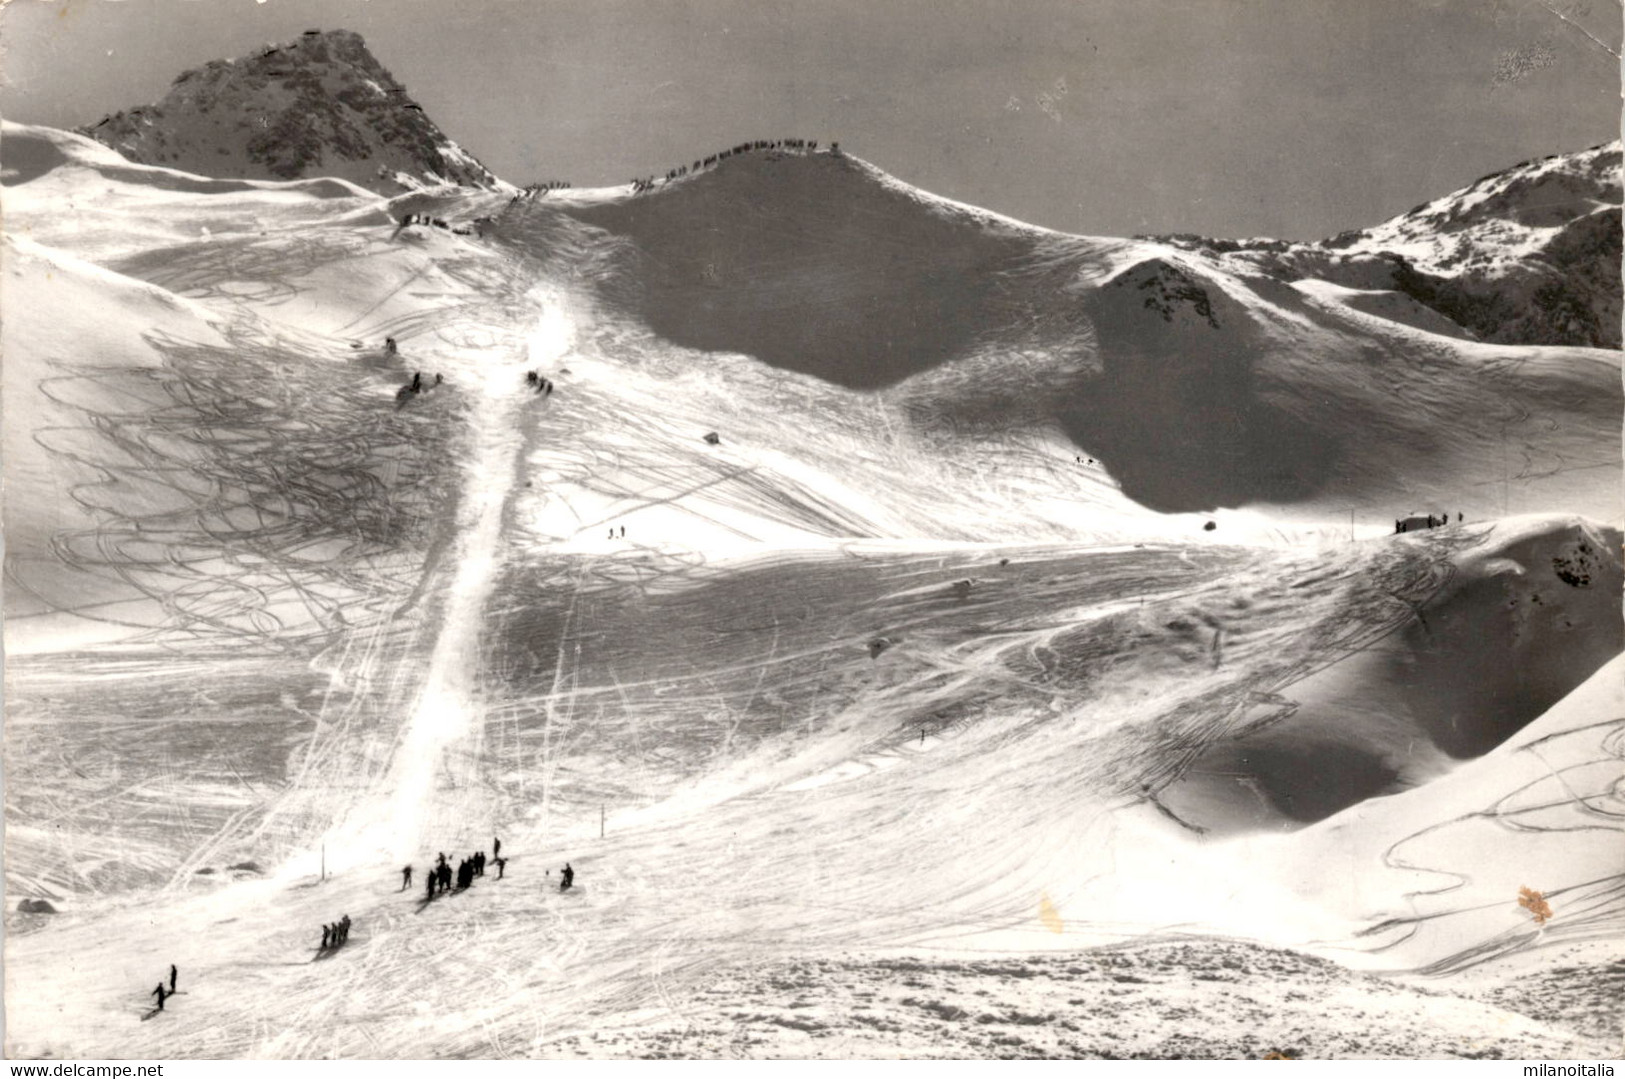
<box><xmin>78</xmin><ymin>30</ymin><xmax>500</xmax><ymax>195</ymax></box>
<box><xmin>1159</xmin><ymin>143</ymin><xmax>1623</xmax><ymax>349</ymax></box>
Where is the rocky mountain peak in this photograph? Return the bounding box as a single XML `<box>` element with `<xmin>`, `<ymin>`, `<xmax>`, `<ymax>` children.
<box><xmin>79</xmin><ymin>29</ymin><xmax>500</xmax><ymax>194</ymax></box>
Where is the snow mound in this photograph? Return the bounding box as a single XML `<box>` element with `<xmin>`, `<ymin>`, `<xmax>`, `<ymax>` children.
<box><xmin>1161</xmin><ymin>516</ymin><xmax>1622</xmax><ymax>832</ymax></box>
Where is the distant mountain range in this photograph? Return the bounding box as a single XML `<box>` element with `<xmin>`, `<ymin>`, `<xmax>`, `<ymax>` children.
<box><xmin>1150</xmin><ymin>142</ymin><xmax>1622</xmax><ymax>350</ymax></box>
<box><xmin>75</xmin><ymin>27</ymin><xmax>1621</xmax><ymax>352</ymax></box>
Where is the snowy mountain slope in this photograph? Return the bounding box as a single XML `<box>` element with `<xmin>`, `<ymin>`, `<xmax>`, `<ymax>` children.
<box><xmin>1160</xmin><ymin>142</ymin><xmax>1622</xmax><ymax>349</ymax></box>
<box><xmin>78</xmin><ymin>30</ymin><xmax>499</xmax><ymax>195</ymax></box>
<box><xmin>482</xmin><ymin>149</ymin><xmax>1620</xmax><ymax>518</ymax></box>
<box><xmin>1</xmin><ymin>98</ymin><xmax>1620</xmax><ymax>1059</ymax></box>
<box><xmin>5</xmin><ymin>521</ymin><xmax>1620</xmax><ymax>1058</ymax></box>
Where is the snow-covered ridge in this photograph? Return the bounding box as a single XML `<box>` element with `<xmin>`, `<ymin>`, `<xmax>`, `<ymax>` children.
<box><xmin>1153</xmin><ymin>142</ymin><xmax>1622</xmax><ymax>349</ymax></box>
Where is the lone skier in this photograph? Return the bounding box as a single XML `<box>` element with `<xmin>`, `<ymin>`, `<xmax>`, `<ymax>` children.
<box><xmin>561</xmin><ymin>862</ymin><xmax>575</xmax><ymax>891</ymax></box>
<box><xmin>169</xmin><ymin>964</ymin><xmax>178</xmax><ymax>993</ymax></box>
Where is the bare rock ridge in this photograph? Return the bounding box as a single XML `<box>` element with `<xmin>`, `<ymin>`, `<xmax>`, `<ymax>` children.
<box><xmin>79</xmin><ymin>29</ymin><xmax>498</xmax><ymax>194</ymax></box>
<box><xmin>1153</xmin><ymin>142</ymin><xmax>1623</xmax><ymax>349</ymax></box>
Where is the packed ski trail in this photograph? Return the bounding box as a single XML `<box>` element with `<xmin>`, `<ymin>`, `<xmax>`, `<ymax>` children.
<box><xmin>335</xmin><ymin>295</ymin><xmax>577</xmax><ymax>866</ymax></box>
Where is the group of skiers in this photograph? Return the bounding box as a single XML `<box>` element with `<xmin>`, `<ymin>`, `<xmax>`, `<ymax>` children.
<box><xmin>1394</xmin><ymin>512</ymin><xmax>1463</xmax><ymax>533</ymax></box>
<box><xmin>140</xmin><ymin>847</ymin><xmax>581</xmax><ymax>1011</ymax></box>
<box><xmin>525</xmin><ymin>370</ymin><xmax>554</xmax><ymax>396</ymax></box>
<box><xmin>396</xmin><ymin>369</ymin><xmax>445</xmax><ymax>407</ymax></box>
<box><xmin>398</xmin><ymin>212</ymin><xmax>448</xmax><ymax>230</ymax></box>
<box><xmin>149</xmin><ymin>964</ymin><xmax>178</xmax><ymax>1012</ymax></box>
<box><xmin>517</xmin><ymin>180</ymin><xmax>572</xmax><ymax>200</ymax></box>
<box><xmin>420</xmin><ymin>839</ymin><xmax>509</xmax><ymax>900</ymax></box>
<box><xmin>392</xmin><ymin>212</ymin><xmax>477</xmax><ymax>238</ymax></box>
<box><xmin>629</xmin><ymin>138</ymin><xmax>837</xmax><ymax>193</ymax></box>
<box><xmin>320</xmin><ymin>914</ymin><xmax>352</xmax><ymax>950</ymax></box>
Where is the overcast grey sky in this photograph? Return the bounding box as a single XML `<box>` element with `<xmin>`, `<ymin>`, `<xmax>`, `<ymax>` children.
<box><xmin>2</xmin><ymin>0</ymin><xmax>1618</xmax><ymax>239</ymax></box>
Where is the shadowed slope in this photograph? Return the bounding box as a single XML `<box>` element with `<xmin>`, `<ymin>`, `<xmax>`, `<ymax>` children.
<box><xmin>561</xmin><ymin>150</ymin><xmax>1099</xmax><ymax>389</ymax></box>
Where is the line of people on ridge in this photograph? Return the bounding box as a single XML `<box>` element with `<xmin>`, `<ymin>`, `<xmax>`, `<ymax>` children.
<box><xmin>525</xmin><ymin>370</ymin><xmax>554</xmax><ymax>396</ymax></box>
<box><xmin>628</xmin><ymin>138</ymin><xmax>839</xmax><ymax>194</ymax></box>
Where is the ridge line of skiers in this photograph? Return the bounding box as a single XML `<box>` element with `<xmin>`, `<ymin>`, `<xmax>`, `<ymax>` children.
<box><xmin>632</xmin><ymin>138</ymin><xmax>839</xmax><ymax>194</ymax></box>
<box><xmin>507</xmin><ymin>139</ymin><xmax>842</xmax><ymax>208</ymax></box>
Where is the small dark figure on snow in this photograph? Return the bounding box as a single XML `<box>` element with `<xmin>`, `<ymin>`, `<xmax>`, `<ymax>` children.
<box><xmin>494</xmin><ymin>836</ymin><xmax>502</xmax><ymax>859</ymax></box>
<box><xmin>169</xmin><ymin>964</ymin><xmax>178</xmax><ymax>993</ymax></box>
<box><xmin>412</xmin><ymin>371</ymin><xmax>423</xmax><ymax>393</ymax></box>
<box><xmin>321</xmin><ymin>924</ymin><xmax>331</xmax><ymax>949</ymax></box>
<box><xmin>402</xmin><ymin>865</ymin><xmax>413</xmax><ymax>890</ymax></box>
<box><xmin>495</xmin><ymin>858</ymin><xmax>507</xmax><ymax>879</ymax></box>
<box><xmin>385</xmin><ymin>337</ymin><xmax>398</xmax><ymax>355</ymax></box>
<box><xmin>152</xmin><ymin>984</ymin><xmax>167</xmax><ymax>1011</ymax></box>
<box><xmin>561</xmin><ymin>862</ymin><xmax>575</xmax><ymax>891</ymax></box>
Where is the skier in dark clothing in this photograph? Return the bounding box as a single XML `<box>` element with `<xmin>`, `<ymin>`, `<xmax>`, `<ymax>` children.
<box><xmin>321</xmin><ymin>925</ymin><xmax>331</xmax><ymax>949</ymax></box>
<box><xmin>412</xmin><ymin>371</ymin><xmax>423</xmax><ymax>393</ymax></box>
<box><xmin>494</xmin><ymin>837</ymin><xmax>501</xmax><ymax>859</ymax></box>
<box><xmin>402</xmin><ymin>865</ymin><xmax>413</xmax><ymax>890</ymax></box>
<box><xmin>152</xmin><ymin>984</ymin><xmax>167</xmax><ymax>1011</ymax></box>
<box><xmin>426</xmin><ymin>873</ymin><xmax>437</xmax><ymax>900</ymax></box>
<box><xmin>561</xmin><ymin>863</ymin><xmax>574</xmax><ymax>891</ymax></box>
<box><xmin>169</xmin><ymin>965</ymin><xmax>178</xmax><ymax>993</ymax></box>
<box><xmin>495</xmin><ymin>858</ymin><xmax>507</xmax><ymax>879</ymax></box>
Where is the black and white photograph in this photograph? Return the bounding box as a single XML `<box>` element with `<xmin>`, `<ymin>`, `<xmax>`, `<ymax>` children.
<box><xmin>1</xmin><ymin>0</ymin><xmax>1621</xmax><ymax>1061</ymax></box>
